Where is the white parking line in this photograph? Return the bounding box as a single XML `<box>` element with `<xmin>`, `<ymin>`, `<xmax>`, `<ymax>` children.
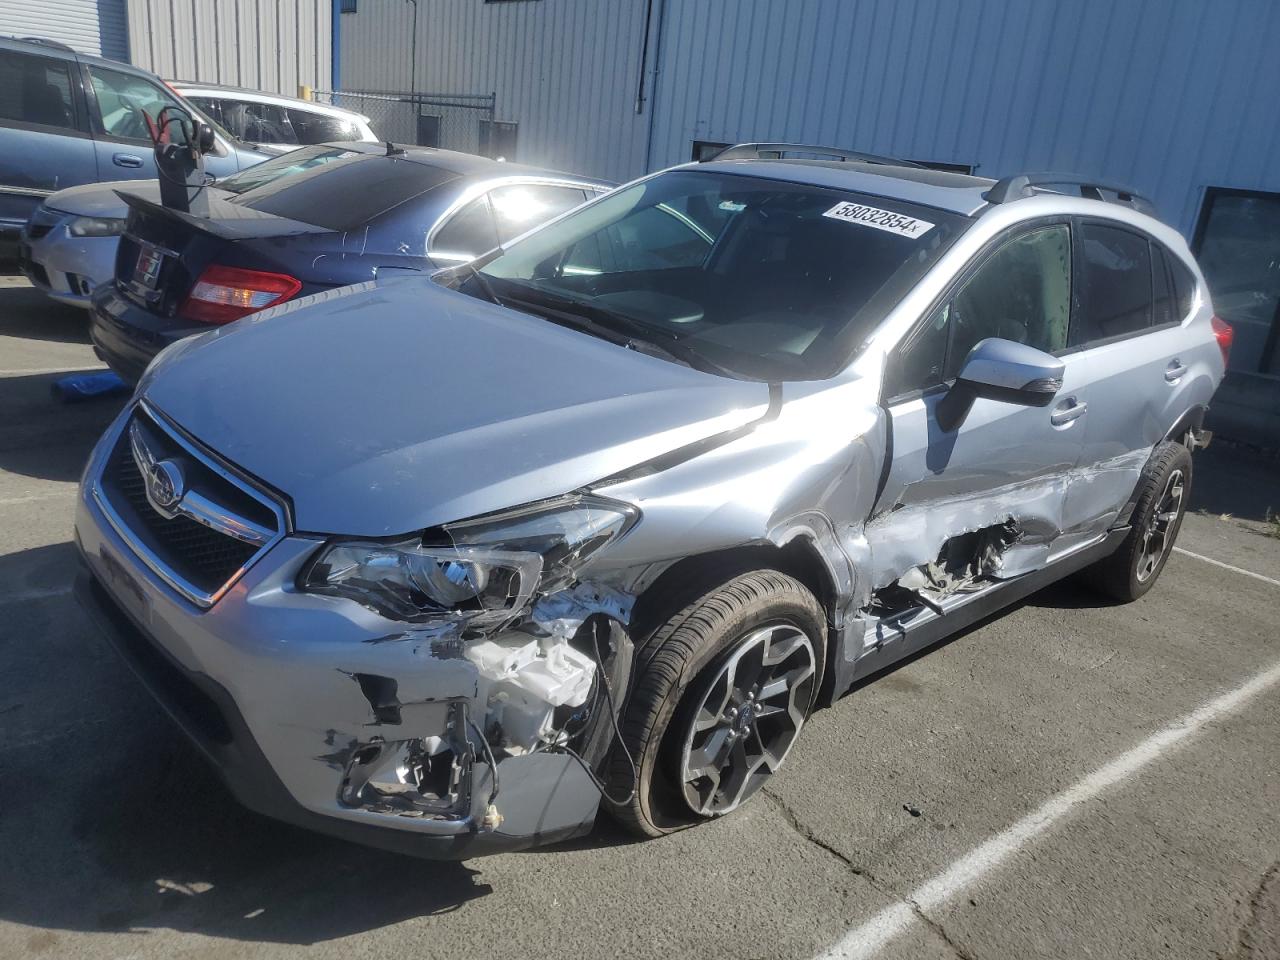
<box><xmin>0</xmin><ymin>365</ymin><xmax>107</xmax><ymax>377</ymax></box>
<box><xmin>0</xmin><ymin>585</ymin><xmax>73</xmax><ymax>606</ymax></box>
<box><xmin>1172</xmin><ymin>546</ymin><xmax>1280</xmax><ymax>588</ymax></box>
<box><xmin>0</xmin><ymin>490</ymin><xmax>77</xmax><ymax>507</ymax></box>
<box><xmin>815</xmin><ymin>657</ymin><xmax>1280</xmax><ymax>959</ymax></box>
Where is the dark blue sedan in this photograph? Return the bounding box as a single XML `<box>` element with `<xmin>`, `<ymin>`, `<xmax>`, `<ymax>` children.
<box><xmin>89</xmin><ymin>143</ymin><xmax>611</xmax><ymax>381</ymax></box>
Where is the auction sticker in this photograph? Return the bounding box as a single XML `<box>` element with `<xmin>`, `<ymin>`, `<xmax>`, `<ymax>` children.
<box><xmin>823</xmin><ymin>201</ymin><xmax>934</xmax><ymax>238</ymax></box>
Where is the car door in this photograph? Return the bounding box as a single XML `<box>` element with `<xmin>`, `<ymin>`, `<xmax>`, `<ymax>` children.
<box><xmin>871</xmin><ymin>220</ymin><xmax>1091</xmax><ymax>585</ymax></box>
<box><xmin>1058</xmin><ymin>220</ymin><xmax>1197</xmax><ymax>539</ymax></box>
<box><xmin>82</xmin><ymin>64</ymin><xmax>246</xmax><ymax>182</ymax></box>
<box><xmin>0</xmin><ymin>46</ymin><xmax>98</xmax><ymax>231</ymax></box>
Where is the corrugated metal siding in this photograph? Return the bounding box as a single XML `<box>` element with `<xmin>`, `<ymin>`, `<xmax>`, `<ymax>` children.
<box><xmin>339</xmin><ymin>0</ymin><xmax>1280</xmax><ymax>238</ymax></box>
<box><xmin>126</xmin><ymin>0</ymin><xmax>331</xmax><ymax>96</ymax></box>
<box><xmin>648</xmin><ymin>0</ymin><xmax>1280</xmax><ymax>235</ymax></box>
<box><xmin>0</xmin><ymin>0</ymin><xmax>129</xmax><ymax>60</ymax></box>
<box><xmin>339</xmin><ymin>0</ymin><xmax>652</xmax><ymax>181</ymax></box>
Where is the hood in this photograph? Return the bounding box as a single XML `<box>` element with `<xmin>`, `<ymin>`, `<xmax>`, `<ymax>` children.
<box><xmin>45</xmin><ymin>180</ymin><xmax>162</xmax><ymax>218</ymax></box>
<box><xmin>143</xmin><ymin>278</ymin><xmax>772</xmax><ymax>536</ymax></box>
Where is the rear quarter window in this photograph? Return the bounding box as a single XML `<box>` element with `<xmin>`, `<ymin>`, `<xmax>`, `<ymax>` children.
<box><xmin>1168</xmin><ymin>253</ymin><xmax>1198</xmax><ymax>320</ymax></box>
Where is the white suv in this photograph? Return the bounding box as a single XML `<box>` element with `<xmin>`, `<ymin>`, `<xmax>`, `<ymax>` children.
<box><xmin>173</xmin><ymin>83</ymin><xmax>377</xmax><ymax>153</ymax></box>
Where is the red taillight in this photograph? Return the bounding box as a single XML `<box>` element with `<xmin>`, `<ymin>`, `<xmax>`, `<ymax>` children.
<box><xmin>179</xmin><ymin>264</ymin><xmax>301</xmax><ymax>325</ymax></box>
<box><xmin>1211</xmin><ymin>315</ymin><xmax>1234</xmax><ymax>367</ymax></box>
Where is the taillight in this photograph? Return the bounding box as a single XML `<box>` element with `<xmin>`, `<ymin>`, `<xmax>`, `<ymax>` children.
<box><xmin>1211</xmin><ymin>315</ymin><xmax>1233</xmax><ymax>367</ymax></box>
<box><xmin>179</xmin><ymin>264</ymin><xmax>301</xmax><ymax>325</ymax></box>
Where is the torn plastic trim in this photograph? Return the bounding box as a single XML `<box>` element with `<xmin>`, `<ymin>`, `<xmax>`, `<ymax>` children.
<box><xmin>323</xmin><ymin>578</ymin><xmax>638</xmax><ymax>826</ymax></box>
<box><xmin>868</xmin><ymin>518</ymin><xmax>1024</xmax><ymax>622</ymax></box>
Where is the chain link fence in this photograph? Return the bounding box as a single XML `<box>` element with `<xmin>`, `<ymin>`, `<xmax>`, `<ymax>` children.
<box><xmin>313</xmin><ymin>90</ymin><xmax>497</xmax><ymax>157</ymax></box>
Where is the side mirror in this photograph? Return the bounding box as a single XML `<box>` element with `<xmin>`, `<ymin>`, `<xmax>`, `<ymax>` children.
<box><xmin>195</xmin><ymin>122</ymin><xmax>216</xmax><ymax>155</ymax></box>
<box><xmin>936</xmin><ymin>337</ymin><xmax>1064</xmax><ymax>431</ymax></box>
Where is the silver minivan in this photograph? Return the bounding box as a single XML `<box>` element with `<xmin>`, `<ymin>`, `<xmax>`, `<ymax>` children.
<box><xmin>74</xmin><ymin>144</ymin><xmax>1229</xmax><ymax>858</ymax></box>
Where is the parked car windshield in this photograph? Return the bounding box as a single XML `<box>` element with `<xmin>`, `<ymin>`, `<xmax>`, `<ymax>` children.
<box><xmin>474</xmin><ymin>169</ymin><xmax>966</xmax><ymax>380</ymax></box>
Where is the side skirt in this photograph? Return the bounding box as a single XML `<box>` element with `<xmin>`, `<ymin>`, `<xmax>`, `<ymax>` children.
<box><xmin>823</xmin><ymin>526</ymin><xmax>1129</xmax><ymax>705</ymax></box>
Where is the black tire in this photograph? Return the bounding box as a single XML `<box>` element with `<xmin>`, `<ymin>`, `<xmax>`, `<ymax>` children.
<box><xmin>608</xmin><ymin>569</ymin><xmax>826</xmax><ymax>838</ymax></box>
<box><xmin>1084</xmin><ymin>441</ymin><xmax>1192</xmax><ymax>602</ymax></box>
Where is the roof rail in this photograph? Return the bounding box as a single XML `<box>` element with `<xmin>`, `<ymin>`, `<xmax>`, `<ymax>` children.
<box><xmin>709</xmin><ymin>143</ymin><xmax>924</xmax><ymax>168</ymax></box>
<box><xmin>984</xmin><ymin>172</ymin><xmax>1156</xmax><ymax>215</ymax></box>
<box><xmin>17</xmin><ymin>36</ymin><xmax>77</xmax><ymax>53</ymax></box>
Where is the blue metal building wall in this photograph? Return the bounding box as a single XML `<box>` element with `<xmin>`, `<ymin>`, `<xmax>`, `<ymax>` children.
<box><xmin>649</xmin><ymin>0</ymin><xmax>1280</xmax><ymax>236</ymax></box>
<box><xmin>339</xmin><ymin>0</ymin><xmax>1280</xmax><ymax>238</ymax></box>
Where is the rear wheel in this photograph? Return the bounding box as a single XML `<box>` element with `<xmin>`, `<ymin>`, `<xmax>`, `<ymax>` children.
<box><xmin>1085</xmin><ymin>441</ymin><xmax>1192</xmax><ymax>602</ymax></box>
<box><xmin>609</xmin><ymin>570</ymin><xmax>825</xmax><ymax>837</ymax></box>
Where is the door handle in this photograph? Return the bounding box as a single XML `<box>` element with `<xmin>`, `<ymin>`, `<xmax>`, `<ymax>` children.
<box><xmin>112</xmin><ymin>153</ymin><xmax>143</xmax><ymax>168</ymax></box>
<box><xmin>1050</xmin><ymin>397</ymin><xmax>1088</xmax><ymax>427</ymax></box>
<box><xmin>1165</xmin><ymin>359</ymin><xmax>1188</xmax><ymax>382</ymax></box>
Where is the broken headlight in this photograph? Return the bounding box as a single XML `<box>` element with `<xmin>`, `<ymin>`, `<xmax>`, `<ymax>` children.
<box><xmin>302</xmin><ymin>494</ymin><xmax>638</xmax><ymax>624</ymax></box>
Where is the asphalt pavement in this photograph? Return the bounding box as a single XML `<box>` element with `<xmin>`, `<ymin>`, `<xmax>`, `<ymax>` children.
<box><xmin>1</xmin><ymin>271</ymin><xmax>1277</xmax><ymax>960</ymax></box>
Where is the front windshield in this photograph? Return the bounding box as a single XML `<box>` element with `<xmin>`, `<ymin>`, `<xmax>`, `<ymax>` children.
<box><xmin>473</xmin><ymin>169</ymin><xmax>966</xmax><ymax>380</ymax></box>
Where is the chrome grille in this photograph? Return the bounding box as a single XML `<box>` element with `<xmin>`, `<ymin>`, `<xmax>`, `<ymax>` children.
<box><xmin>93</xmin><ymin>403</ymin><xmax>287</xmax><ymax>606</ymax></box>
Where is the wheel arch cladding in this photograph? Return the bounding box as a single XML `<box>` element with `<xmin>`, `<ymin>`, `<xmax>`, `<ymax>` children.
<box><xmin>629</xmin><ymin>539</ymin><xmax>840</xmax><ymax>668</ymax></box>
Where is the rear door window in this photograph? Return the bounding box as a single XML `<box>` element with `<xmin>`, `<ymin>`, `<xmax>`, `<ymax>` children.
<box><xmin>285</xmin><ymin>107</ymin><xmax>362</xmax><ymax>144</ymax></box>
<box><xmin>1072</xmin><ymin>223</ymin><xmax>1153</xmax><ymax>344</ymax></box>
<box><xmin>221</xmin><ymin>98</ymin><xmax>298</xmax><ymax>145</ymax></box>
<box><xmin>0</xmin><ymin>50</ymin><xmax>78</xmax><ymax>132</ymax></box>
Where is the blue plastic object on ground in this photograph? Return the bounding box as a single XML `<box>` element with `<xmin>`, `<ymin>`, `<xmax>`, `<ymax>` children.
<box><xmin>51</xmin><ymin>370</ymin><xmax>130</xmax><ymax>403</ymax></box>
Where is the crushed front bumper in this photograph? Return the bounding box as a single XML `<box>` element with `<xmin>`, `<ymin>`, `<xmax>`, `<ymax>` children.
<box><xmin>74</xmin><ymin>460</ymin><xmax>615</xmax><ymax>858</ymax></box>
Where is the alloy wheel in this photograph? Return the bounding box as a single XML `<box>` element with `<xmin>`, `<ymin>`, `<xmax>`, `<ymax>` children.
<box><xmin>679</xmin><ymin>622</ymin><xmax>817</xmax><ymax>816</ymax></box>
<box><xmin>1137</xmin><ymin>467</ymin><xmax>1185</xmax><ymax>583</ymax></box>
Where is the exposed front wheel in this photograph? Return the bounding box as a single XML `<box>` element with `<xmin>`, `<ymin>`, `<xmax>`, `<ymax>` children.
<box><xmin>609</xmin><ymin>570</ymin><xmax>825</xmax><ymax>837</ymax></box>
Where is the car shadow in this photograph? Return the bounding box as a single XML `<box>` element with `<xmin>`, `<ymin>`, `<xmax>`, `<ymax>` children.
<box><xmin>0</xmin><ymin>370</ymin><xmax>126</xmax><ymax>482</ymax></box>
<box><xmin>1190</xmin><ymin>441</ymin><xmax>1279</xmax><ymax>524</ymax></box>
<box><xmin>0</xmin><ymin>273</ymin><xmax>93</xmax><ymax>345</ymax></box>
<box><xmin>0</xmin><ymin>580</ymin><xmax>495</xmax><ymax>945</ymax></box>
<box><xmin>0</xmin><ymin>538</ymin><xmax>644</xmax><ymax>947</ymax></box>
<box><xmin>841</xmin><ymin>575</ymin><xmax>1122</xmax><ymax>700</ymax></box>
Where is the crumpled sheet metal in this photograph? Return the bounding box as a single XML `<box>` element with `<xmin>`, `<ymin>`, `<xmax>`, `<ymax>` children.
<box><xmin>864</xmin><ymin>473</ymin><xmax>1069</xmax><ymax>594</ymax></box>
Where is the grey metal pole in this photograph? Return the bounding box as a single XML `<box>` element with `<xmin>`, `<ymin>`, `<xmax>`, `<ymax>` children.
<box><xmin>405</xmin><ymin>0</ymin><xmax>418</xmax><ymax>96</ymax></box>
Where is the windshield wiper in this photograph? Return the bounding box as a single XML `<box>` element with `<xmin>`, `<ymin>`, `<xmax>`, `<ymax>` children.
<box><xmin>458</xmin><ymin>263</ymin><xmax>505</xmax><ymax>307</ymax></box>
<box><xmin>496</xmin><ymin>284</ymin><xmax>741</xmax><ymax>378</ymax></box>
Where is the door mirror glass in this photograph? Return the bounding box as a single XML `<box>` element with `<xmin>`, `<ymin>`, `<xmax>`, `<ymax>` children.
<box><xmin>938</xmin><ymin>337</ymin><xmax>1065</xmax><ymax>430</ymax></box>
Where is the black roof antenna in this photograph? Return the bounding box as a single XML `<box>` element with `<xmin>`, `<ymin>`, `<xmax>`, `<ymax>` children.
<box><xmin>385</xmin><ymin>141</ymin><xmax>406</xmax><ymax>157</ymax></box>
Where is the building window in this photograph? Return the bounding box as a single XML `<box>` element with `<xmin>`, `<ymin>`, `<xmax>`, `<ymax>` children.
<box><xmin>479</xmin><ymin>119</ymin><xmax>517</xmax><ymax>160</ymax></box>
<box><xmin>1193</xmin><ymin>187</ymin><xmax>1280</xmax><ymax>375</ymax></box>
<box><xmin>340</xmin><ymin>0</ymin><xmax>357</xmax><ymax>13</ymax></box>
<box><xmin>691</xmin><ymin>141</ymin><xmax>731</xmax><ymax>162</ymax></box>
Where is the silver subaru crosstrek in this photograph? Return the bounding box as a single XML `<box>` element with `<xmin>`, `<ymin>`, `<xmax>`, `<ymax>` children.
<box><xmin>74</xmin><ymin>144</ymin><xmax>1229</xmax><ymax>857</ymax></box>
